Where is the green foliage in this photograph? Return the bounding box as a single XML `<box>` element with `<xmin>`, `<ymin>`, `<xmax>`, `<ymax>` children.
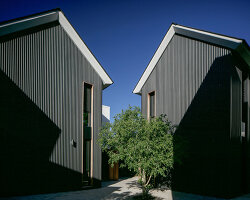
<box><xmin>98</xmin><ymin>106</ymin><xmax>183</xmax><ymax>195</ymax></box>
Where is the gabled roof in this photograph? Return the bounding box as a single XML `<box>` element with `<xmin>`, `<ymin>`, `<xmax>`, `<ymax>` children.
<box><xmin>0</xmin><ymin>8</ymin><xmax>113</xmax><ymax>89</ymax></box>
<box><xmin>133</xmin><ymin>23</ymin><xmax>250</xmax><ymax>94</ymax></box>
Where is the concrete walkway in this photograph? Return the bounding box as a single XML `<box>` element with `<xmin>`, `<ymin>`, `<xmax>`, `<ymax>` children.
<box><xmin>1</xmin><ymin>177</ymin><xmax>250</xmax><ymax>200</ymax></box>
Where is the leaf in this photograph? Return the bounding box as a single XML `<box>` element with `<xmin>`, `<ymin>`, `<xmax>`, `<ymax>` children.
<box><xmin>98</xmin><ymin>106</ymin><xmax>185</xmax><ymax>193</ymax></box>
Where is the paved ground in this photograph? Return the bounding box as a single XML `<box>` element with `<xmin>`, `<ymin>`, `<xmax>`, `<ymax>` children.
<box><xmin>1</xmin><ymin>177</ymin><xmax>250</xmax><ymax>200</ymax></box>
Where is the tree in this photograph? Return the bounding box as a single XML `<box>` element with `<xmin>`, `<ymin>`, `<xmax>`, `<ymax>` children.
<box><xmin>99</xmin><ymin>106</ymin><xmax>181</xmax><ymax>195</ymax></box>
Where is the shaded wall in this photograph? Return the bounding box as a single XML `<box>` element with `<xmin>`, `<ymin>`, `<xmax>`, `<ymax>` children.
<box><xmin>247</xmin><ymin>78</ymin><xmax>250</xmax><ymax>193</ymax></box>
<box><xmin>141</xmin><ymin>34</ymin><xmax>243</xmax><ymax>198</ymax></box>
<box><xmin>0</xmin><ymin>24</ymin><xmax>103</xmax><ymax>195</ymax></box>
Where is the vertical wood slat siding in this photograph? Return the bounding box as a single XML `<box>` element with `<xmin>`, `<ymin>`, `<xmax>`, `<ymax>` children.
<box><xmin>0</xmin><ymin>25</ymin><xmax>102</xmax><ymax>180</ymax></box>
<box><xmin>228</xmin><ymin>64</ymin><xmax>243</xmax><ymax>197</ymax></box>
<box><xmin>142</xmin><ymin>35</ymin><xmax>231</xmax><ymax>124</ymax></box>
<box><xmin>140</xmin><ymin>34</ymin><xmax>244</xmax><ymax>198</ymax></box>
<box><xmin>247</xmin><ymin>78</ymin><xmax>250</xmax><ymax>192</ymax></box>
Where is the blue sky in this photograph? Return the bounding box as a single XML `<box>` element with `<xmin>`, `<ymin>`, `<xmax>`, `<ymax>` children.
<box><xmin>1</xmin><ymin>0</ymin><xmax>250</xmax><ymax>121</ymax></box>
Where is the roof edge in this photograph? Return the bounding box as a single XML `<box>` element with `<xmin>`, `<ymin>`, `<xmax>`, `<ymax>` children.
<box><xmin>0</xmin><ymin>8</ymin><xmax>61</xmax><ymax>26</ymax></box>
<box><xmin>133</xmin><ymin>23</ymin><xmax>248</xmax><ymax>94</ymax></box>
<box><xmin>0</xmin><ymin>9</ymin><xmax>113</xmax><ymax>88</ymax></box>
<box><xmin>0</xmin><ymin>11</ymin><xmax>59</xmax><ymax>37</ymax></box>
<box><xmin>58</xmin><ymin>11</ymin><xmax>113</xmax><ymax>87</ymax></box>
<box><xmin>133</xmin><ymin>25</ymin><xmax>175</xmax><ymax>94</ymax></box>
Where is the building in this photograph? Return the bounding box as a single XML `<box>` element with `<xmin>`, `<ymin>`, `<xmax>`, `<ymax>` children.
<box><xmin>0</xmin><ymin>9</ymin><xmax>113</xmax><ymax>196</ymax></box>
<box><xmin>101</xmin><ymin>105</ymin><xmax>111</xmax><ymax>180</ymax></box>
<box><xmin>133</xmin><ymin>24</ymin><xmax>250</xmax><ymax>198</ymax></box>
<box><xmin>102</xmin><ymin>105</ymin><xmax>111</xmax><ymax>126</ymax></box>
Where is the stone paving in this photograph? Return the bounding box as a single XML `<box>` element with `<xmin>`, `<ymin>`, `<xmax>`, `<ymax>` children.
<box><xmin>1</xmin><ymin>177</ymin><xmax>250</xmax><ymax>200</ymax></box>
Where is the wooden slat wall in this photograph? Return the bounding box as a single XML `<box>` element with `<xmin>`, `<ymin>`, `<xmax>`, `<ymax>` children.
<box><xmin>0</xmin><ymin>24</ymin><xmax>103</xmax><ymax>192</ymax></box>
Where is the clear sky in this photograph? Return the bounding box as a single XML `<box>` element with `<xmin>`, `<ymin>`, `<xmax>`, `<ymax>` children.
<box><xmin>1</xmin><ymin>0</ymin><xmax>249</xmax><ymax>121</ymax></box>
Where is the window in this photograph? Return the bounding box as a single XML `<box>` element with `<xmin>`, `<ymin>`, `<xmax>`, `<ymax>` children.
<box><xmin>148</xmin><ymin>91</ymin><xmax>156</xmax><ymax>119</ymax></box>
<box><xmin>83</xmin><ymin>83</ymin><xmax>92</xmax><ymax>183</ymax></box>
<box><xmin>84</xmin><ymin>83</ymin><xmax>92</xmax><ymax>127</ymax></box>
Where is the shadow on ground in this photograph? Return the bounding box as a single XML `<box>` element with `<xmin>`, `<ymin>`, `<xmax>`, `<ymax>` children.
<box><xmin>2</xmin><ymin>177</ymin><xmax>250</xmax><ymax>200</ymax></box>
<box><xmin>0</xmin><ymin>177</ymin><xmax>143</xmax><ymax>200</ymax></box>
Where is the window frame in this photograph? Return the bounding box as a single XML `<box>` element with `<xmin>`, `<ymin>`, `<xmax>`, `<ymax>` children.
<box><xmin>147</xmin><ymin>90</ymin><xmax>156</xmax><ymax>120</ymax></box>
<box><xmin>82</xmin><ymin>81</ymin><xmax>94</xmax><ymax>180</ymax></box>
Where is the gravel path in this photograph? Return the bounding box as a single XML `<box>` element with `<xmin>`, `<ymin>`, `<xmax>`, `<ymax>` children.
<box><xmin>1</xmin><ymin>177</ymin><xmax>250</xmax><ymax>200</ymax></box>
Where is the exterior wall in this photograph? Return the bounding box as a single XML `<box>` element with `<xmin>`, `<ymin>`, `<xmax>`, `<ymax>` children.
<box><xmin>142</xmin><ymin>34</ymin><xmax>231</xmax><ymax>123</ymax></box>
<box><xmin>0</xmin><ymin>24</ymin><xmax>103</xmax><ymax>194</ymax></box>
<box><xmin>246</xmin><ymin>77</ymin><xmax>250</xmax><ymax>192</ymax></box>
<box><xmin>102</xmin><ymin>105</ymin><xmax>110</xmax><ymax>126</ymax></box>
<box><xmin>229</xmin><ymin>66</ymin><xmax>243</xmax><ymax>196</ymax></box>
<box><xmin>141</xmin><ymin>34</ymin><xmax>243</xmax><ymax>198</ymax></box>
<box><xmin>101</xmin><ymin>105</ymin><xmax>110</xmax><ymax>180</ymax></box>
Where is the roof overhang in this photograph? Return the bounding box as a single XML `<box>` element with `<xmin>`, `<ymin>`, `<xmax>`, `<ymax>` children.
<box><xmin>0</xmin><ymin>9</ymin><xmax>113</xmax><ymax>89</ymax></box>
<box><xmin>133</xmin><ymin>24</ymin><xmax>250</xmax><ymax>94</ymax></box>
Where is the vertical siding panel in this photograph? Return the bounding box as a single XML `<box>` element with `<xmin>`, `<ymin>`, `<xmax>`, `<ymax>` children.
<box><xmin>65</xmin><ymin>34</ymin><xmax>70</xmax><ymax>169</ymax></box>
<box><xmin>141</xmin><ymin>34</ymin><xmax>238</xmax><ymax>197</ymax></box>
<box><xmin>0</xmin><ymin>24</ymin><xmax>104</xmax><ymax>182</ymax></box>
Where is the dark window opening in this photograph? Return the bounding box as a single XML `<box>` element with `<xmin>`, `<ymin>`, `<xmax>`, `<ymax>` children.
<box><xmin>84</xmin><ymin>83</ymin><xmax>92</xmax><ymax>127</ymax></box>
<box><xmin>83</xmin><ymin>83</ymin><xmax>92</xmax><ymax>183</ymax></box>
<box><xmin>149</xmin><ymin>91</ymin><xmax>155</xmax><ymax>119</ymax></box>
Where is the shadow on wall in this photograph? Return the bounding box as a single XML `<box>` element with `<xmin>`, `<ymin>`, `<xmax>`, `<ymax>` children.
<box><xmin>0</xmin><ymin>70</ymin><xmax>82</xmax><ymax>196</ymax></box>
<box><xmin>172</xmin><ymin>54</ymin><xmax>243</xmax><ymax>198</ymax></box>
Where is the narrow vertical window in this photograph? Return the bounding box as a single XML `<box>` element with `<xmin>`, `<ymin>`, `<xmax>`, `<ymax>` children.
<box><xmin>148</xmin><ymin>91</ymin><xmax>156</xmax><ymax>119</ymax></box>
<box><xmin>83</xmin><ymin>83</ymin><xmax>92</xmax><ymax>184</ymax></box>
<box><xmin>84</xmin><ymin>83</ymin><xmax>92</xmax><ymax>127</ymax></box>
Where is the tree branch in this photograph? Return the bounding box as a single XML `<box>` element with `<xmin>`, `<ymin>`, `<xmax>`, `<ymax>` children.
<box><xmin>145</xmin><ymin>174</ymin><xmax>152</xmax><ymax>186</ymax></box>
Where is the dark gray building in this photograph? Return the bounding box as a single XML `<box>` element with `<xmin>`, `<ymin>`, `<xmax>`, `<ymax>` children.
<box><xmin>133</xmin><ymin>24</ymin><xmax>250</xmax><ymax>198</ymax></box>
<box><xmin>0</xmin><ymin>9</ymin><xmax>113</xmax><ymax>196</ymax></box>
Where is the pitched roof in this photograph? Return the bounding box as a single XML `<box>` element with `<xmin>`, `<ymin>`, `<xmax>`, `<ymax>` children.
<box><xmin>133</xmin><ymin>23</ymin><xmax>250</xmax><ymax>94</ymax></box>
<box><xmin>0</xmin><ymin>8</ymin><xmax>113</xmax><ymax>89</ymax></box>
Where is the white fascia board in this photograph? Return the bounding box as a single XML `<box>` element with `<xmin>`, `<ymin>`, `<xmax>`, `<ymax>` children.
<box><xmin>133</xmin><ymin>25</ymin><xmax>175</xmax><ymax>94</ymax></box>
<box><xmin>0</xmin><ymin>12</ymin><xmax>58</xmax><ymax>37</ymax></box>
<box><xmin>58</xmin><ymin>12</ymin><xmax>113</xmax><ymax>87</ymax></box>
<box><xmin>174</xmin><ymin>25</ymin><xmax>243</xmax><ymax>50</ymax></box>
<box><xmin>133</xmin><ymin>24</ymin><xmax>245</xmax><ymax>94</ymax></box>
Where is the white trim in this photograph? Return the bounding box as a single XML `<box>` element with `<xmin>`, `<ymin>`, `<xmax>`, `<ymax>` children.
<box><xmin>174</xmin><ymin>25</ymin><xmax>242</xmax><ymax>49</ymax></box>
<box><xmin>0</xmin><ymin>10</ymin><xmax>113</xmax><ymax>88</ymax></box>
<box><xmin>133</xmin><ymin>24</ymin><xmax>245</xmax><ymax>94</ymax></box>
<box><xmin>58</xmin><ymin>12</ymin><xmax>113</xmax><ymax>87</ymax></box>
<box><xmin>0</xmin><ymin>12</ymin><xmax>56</xmax><ymax>28</ymax></box>
<box><xmin>0</xmin><ymin>12</ymin><xmax>59</xmax><ymax>37</ymax></box>
<box><xmin>174</xmin><ymin>25</ymin><xmax>242</xmax><ymax>44</ymax></box>
<box><xmin>133</xmin><ymin>26</ymin><xmax>175</xmax><ymax>94</ymax></box>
